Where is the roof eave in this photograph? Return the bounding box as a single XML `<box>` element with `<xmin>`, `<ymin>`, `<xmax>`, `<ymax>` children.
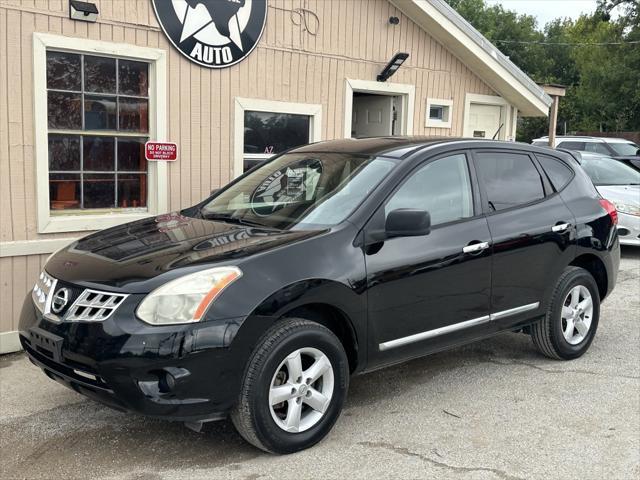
<box><xmin>390</xmin><ymin>0</ymin><xmax>552</xmax><ymax>117</ymax></box>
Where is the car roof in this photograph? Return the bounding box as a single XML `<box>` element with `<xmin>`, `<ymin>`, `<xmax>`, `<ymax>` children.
<box><xmin>290</xmin><ymin>136</ymin><xmax>525</xmax><ymax>159</ymax></box>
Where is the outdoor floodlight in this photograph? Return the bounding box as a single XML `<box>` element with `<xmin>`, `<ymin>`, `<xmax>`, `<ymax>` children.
<box><xmin>377</xmin><ymin>52</ymin><xmax>409</xmax><ymax>82</ymax></box>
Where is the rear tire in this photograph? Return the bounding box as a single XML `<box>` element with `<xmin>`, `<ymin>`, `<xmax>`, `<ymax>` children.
<box><xmin>531</xmin><ymin>266</ymin><xmax>600</xmax><ymax>360</ymax></box>
<box><xmin>231</xmin><ymin>318</ymin><xmax>349</xmax><ymax>454</ymax></box>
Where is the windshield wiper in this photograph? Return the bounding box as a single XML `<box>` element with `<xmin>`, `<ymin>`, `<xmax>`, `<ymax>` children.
<box><xmin>200</xmin><ymin>212</ymin><xmax>267</xmax><ymax>228</ymax></box>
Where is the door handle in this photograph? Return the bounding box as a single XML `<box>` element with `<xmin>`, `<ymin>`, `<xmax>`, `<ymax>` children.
<box><xmin>552</xmin><ymin>223</ymin><xmax>571</xmax><ymax>233</ymax></box>
<box><xmin>462</xmin><ymin>241</ymin><xmax>490</xmax><ymax>254</ymax></box>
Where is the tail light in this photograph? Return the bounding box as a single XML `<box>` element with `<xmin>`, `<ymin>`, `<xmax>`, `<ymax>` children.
<box><xmin>599</xmin><ymin>198</ymin><xmax>618</xmax><ymax>226</ymax></box>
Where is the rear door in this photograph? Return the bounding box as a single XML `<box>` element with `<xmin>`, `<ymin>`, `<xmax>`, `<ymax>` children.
<box><xmin>472</xmin><ymin>149</ymin><xmax>576</xmax><ymax>328</ymax></box>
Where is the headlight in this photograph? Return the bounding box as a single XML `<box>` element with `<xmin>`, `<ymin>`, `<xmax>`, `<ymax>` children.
<box><xmin>614</xmin><ymin>202</ymin><xmax>640</xmax><ymax>217</ymax></box>
<box><xmin>136</xmin><ymin>266</ymin><xmax>242</xmax><ymax>325</ymax></box>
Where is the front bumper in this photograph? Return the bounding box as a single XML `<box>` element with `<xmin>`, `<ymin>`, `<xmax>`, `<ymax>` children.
<box><xmin>18</xmin><ymin>292</ymin><xmax>253</xmax><ymax>422</ymax></box>
<box><xmin>617</xmin><ymin>212</ymin><xmax>640</xmax><ymax>246</ymax></box>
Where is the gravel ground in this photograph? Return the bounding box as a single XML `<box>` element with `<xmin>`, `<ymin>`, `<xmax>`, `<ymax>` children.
<box><xmin>1</xmin><ymin>248</ymin><xmax>638</xmax><ymax>480</ymax></box>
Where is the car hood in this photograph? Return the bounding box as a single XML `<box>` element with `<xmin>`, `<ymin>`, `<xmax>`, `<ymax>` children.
<box><xmin>45</xmin><ymin>213</ymin><xmax>321</xmax><ymax>292</ymax></box>
<box><xmin>596</xmin><ymin>185</ymin><xmax>640</xmax><ymax>205</ymax></box>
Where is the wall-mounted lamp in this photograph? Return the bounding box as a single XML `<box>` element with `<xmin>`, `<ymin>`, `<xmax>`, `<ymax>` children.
<box><xmin>389</xmin><ymin>16</ymin><xmax>400</xmax><ymax>25</ymax></box>
<box><xmin>377</xmin><ymin>52</ymin><xmax>409</xmax><ymax>82</ymax></box>
<box><xmin>69</xmin><ymin>0</ymin><xmax>99</xmax><ymax>23</ymax></box>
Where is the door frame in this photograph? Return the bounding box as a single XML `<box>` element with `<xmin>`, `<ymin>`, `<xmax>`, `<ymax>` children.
<box><xmin>462</xmin><ymin>93</ymin><xmax>515</xmax><ymax>141</ymax></box>
<box><xmin>344</xmin><ymin>79</ymin><xmax>415</xmax><ymax>139</ymax></box>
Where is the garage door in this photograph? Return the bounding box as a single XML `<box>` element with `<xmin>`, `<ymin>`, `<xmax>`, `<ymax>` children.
<box><xmin>466</xmin><ymin>103</ymin><xmax>503</xmax><ymax>140</ymax></box>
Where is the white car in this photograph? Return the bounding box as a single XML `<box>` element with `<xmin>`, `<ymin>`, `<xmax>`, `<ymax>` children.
<box><xmin>532</xmin><ymin>136</ymin><xmax>640</xmax><ymax>157</ymax></box>
<box><xmin>577</xmin><ymin>153</ymin><xmax>640</xmax><ymax>246</ymax></box>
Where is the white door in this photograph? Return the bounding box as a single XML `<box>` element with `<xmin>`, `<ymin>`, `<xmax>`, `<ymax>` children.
<box><xmin>466</xmin><ymin>103</ymin><xmax>503</xmax><ymax>140</ymax></box>
<box><xmin>352</xmin><ymin>95</ymin><xmax>394</xmax><ymax>137</ymax></box>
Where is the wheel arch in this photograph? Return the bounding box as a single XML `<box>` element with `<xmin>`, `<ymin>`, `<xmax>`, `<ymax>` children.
<box><xmin>569</xmin><ymin>254</ymin><xmax>608</xmax><ymax>300</ymax></box>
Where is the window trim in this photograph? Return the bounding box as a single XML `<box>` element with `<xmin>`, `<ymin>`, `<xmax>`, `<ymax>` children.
<box><xmin>234</xmin><ymin>98</ymin><xmax>322</xmax><ymax>179</ymax></box>
<box><xmin>33</xmin><ymin>33</ymin><xmax>167</xmax><ymax>234</ymax></box>
<box><xmin>425</xmin><ymin>98</ymin><xmax>453</xmax><ymax>129</ymax></box>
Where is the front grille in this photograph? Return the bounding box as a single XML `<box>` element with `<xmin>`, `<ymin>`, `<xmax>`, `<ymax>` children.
<box><xmin>65</xmin><ymin>289</ymin><xmax>128</xmax><ymax>322</ymax></box>
<box><xmin>32</xmin><ymin>269</ymin><xmax>128</xmax><ymax>323</ymax></box>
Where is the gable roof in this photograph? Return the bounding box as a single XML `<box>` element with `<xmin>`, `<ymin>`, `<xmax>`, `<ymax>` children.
<box><xmin>390</xmin><ymin>0</ymin><xmax>552</xmax><ymax>116</ymax></box>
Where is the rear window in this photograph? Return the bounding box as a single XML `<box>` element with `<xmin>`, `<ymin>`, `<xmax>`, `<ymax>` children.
<box><xmin>475</xmin><ymin>152</ymin><xmax>545</xmax><ymax>212</ymax></box>
<box><xmin>536</xmin><ymin>154</ymin><xmax>574</xmax><ymax>191</ymax></box>
<box><xmin>608</xmin><ymin>142</ymin><xmax>639</xmax><ymax>156</ymax></box>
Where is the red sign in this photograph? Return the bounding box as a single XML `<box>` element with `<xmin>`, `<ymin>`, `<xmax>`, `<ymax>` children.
<box><xmin>145</xmin><ymin>141</ymin><xmax>178</xmax><ymax>161</ymax></box>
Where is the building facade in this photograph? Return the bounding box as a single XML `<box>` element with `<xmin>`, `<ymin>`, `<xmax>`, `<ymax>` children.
<box><xmin>0</xmin><ymin>0</ymin><xmax>551</xmax><ymax>352</ymax></box>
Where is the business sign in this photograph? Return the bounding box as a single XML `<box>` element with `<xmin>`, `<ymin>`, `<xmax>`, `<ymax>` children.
<box><xmin>145</xmin><ymin>141</ymin><xmax>178</xmax><ymax>161</ymax></box>
<box><xmin>152</xmin><ymin>0</ymin><xmax>267</xmax><ymax>69</ymax></box>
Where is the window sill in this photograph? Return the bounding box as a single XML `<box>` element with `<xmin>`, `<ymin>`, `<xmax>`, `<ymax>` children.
<box><xmin>39</xmin><ymin>212</ymin><xmax>153</xmax><ymax>233</ymax></box>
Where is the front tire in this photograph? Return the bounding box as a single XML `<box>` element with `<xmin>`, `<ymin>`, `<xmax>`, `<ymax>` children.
<box><xmin>231</xmin><ymin>318</ymin><xmax>349</xmax><ymax>454</ymax></box>
<box><xmin>531</xmin><ymin>266</ymin><xmax>600</xmax><ymax>360</ymax></box>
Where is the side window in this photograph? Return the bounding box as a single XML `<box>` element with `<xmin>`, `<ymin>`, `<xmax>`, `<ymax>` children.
<box><xmin>557</xmin><ymin>141</ymin><xmax>585</xmax><ymax>151</ymax></box>
<box><xmin>385</xmin><ymin>153</ymin><xmax>473</xmax><ymax>226</ymax></box>
<box><xmin>584</xmin><ymin>142</ymin><xmax>610</xmax><ymax>155</ymax></box>
<box><xmin>536</xmin><ymin>154</ymin><xmax>574</xmax><ymax>191</ymax></box>
<box><xmin>475</xmin><ymin>152</ymin><xmax>545</xmax><ymax>211</ymax></box>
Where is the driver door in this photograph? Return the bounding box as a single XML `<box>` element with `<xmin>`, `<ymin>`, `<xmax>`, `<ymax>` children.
<box><xmin>364</xmin><ymin>152</ymin><xmax>493</xmax><ymax>369</ymax></box>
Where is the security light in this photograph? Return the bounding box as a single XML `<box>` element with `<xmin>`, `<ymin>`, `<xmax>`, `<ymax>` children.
<box><xmin>377</xmin><ymin>52</ymin><xmax>409</xmax><ymax>82</ymax></box>
<box><xmin>69</xmin><ymin>0</ymin><xmax>99</xmax><ymax>23</ymax></box>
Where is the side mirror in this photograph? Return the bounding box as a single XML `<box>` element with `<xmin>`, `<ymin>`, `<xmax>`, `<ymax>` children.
<box><xmin>385</xmin><ymin>209</ymin><xmax>431</xmax><ymax>238</ymax></box>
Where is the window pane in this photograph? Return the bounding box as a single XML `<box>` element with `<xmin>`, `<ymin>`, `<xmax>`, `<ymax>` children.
<box><xmin>475</xmin><ymin>152</ymin><xmax>545</xmax><ymax>211</ymax></box>
<box><xmin>429</xmin><ymin>106</ymin><xmax>443</xmax><ymax>120</ymax></box>
<box><xmin>536</xmin><ymin>154</ymin><xmax>574</xmax><ymax>191</ymax></box>
<box><xmin>48</xmin><ymin>92</ymin><xmax>82</xmax><ymax>129</ymax></box>
<box><xmin>85</xmin><ymin>95</ymin><xmax>117</xmax><ymax>130</ymax></box>
<box><xmin>557</xmin><ymin>141</ymin><xmax>584</xmax><ymax>151</ymax></box>
<box><xmin>84</xmin><ymin>174</ymin><xmax>115</xmax><ymax>208</ymax></box>
<box><xmin>49</xmin><ymin>174</ymin><xmax>81</xmax><ymax>210</ymax></box>
<box><xmin>46</xmin><ymin>51</ymin><xmax>81</xmax><ymax>90</ymax></box>
<box><xmin>385</xmin><ymin>154</ymin><xmax>473</xmax><ymax>226</ymax></box>
<box><xmin>117</xmin><ymin>174</ymin><xmax>147</xmax><ymax>208</ymax></box>
<box><xmin>83</xmin><ymin>136</ymin><xmax>115</xmax><ymax>171</ymax></box>
<box><xmin>119</xmin><ymin>98</ymin><xmax>149</xmax><ymax>132</ymax></box>
<box><xmin>244</xmin><ymin>111</ymin><xmax>310</xmax><ymax>154</ymax></box>
<box><xmin>119</xmin><ymin>60</ymin><xmax>149</xmax><ymax>96</ymax></box>
<box><xmin>48</xmin><ymin>135</ymin><xmax>80</xmax><ymax>171</ymax></box>
<box><xmin>118</xmin><ymin>138</ymin><xmax>147</xmax><ymax>171</ymax></box>
<box><xmin>84</xmin><ymin>55</ymin><xmax>116</xmax><ymax>93</ymax></box>
<box><xmin>584</xmin><ymin>143</ymin><xmax>610</xmax><ymax>155</ymax></box>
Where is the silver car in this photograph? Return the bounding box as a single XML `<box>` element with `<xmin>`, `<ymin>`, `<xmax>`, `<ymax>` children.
<box><xmin>578</xmin><ymin>153</ymin><xmax>640</xmax><ymax>246</ymax></box>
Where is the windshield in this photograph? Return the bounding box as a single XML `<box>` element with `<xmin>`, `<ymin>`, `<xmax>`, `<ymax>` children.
<box><xmin>609</xmin><ymin>142</ymin><xmax>639</xmax><ymax>156</ymax></box>
<box><xmin>581</xmin><ymin>156</ymin><xmax>640</xmax><ymax>186</ymax></box>
<box><xmin>198</xmin><ymin>152</ymin><xmax>398</xmax><ymax>230</ymax></box>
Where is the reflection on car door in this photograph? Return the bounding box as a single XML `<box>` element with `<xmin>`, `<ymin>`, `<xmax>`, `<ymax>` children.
<box><xmin>364</xmin><ymin>152</ymin><xmax>493</xmax><ymax>369</ymax></box>
<box><xmin>472</xmin><ymin>150</ymin><xmax>576</xmax><ymax>328</ymax></box>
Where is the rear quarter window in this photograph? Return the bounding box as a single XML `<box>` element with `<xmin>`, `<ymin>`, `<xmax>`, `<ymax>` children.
<box><xmin>557</xmin><ymin>141</ymin><xmax>585</xmax><ymax>151</ymax></box>
<box><xmin>536</xmin><ymin>154</ymin><xmax>574</xmax><ymax>191</ymax></box>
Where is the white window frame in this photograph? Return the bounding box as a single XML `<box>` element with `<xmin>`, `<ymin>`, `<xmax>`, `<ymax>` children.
<box><xmin>343</xmin><ymin>78</ymin><xmax>415</xmax><ymax>138</ymax></box>
<box><xmin>425</xmin><ymin>98</ymin><xmax>453</xmax><ymax>129</ymax></box>
<box><xmin>233</xmin><ymin>98</ymin><xmax>322</xmax><ymax>178</ymax></box>
<box><xmin>33</xmin><ymin>33</ymin><xmax>168</xmax><ymax>234</ymax></box>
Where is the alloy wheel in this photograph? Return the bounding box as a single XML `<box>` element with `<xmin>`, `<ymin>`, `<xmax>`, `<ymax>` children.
<box><xmin>268</xmin><ymin>347</ymin><xmax>334</xmax><ymax>433</ymax></box>
<box><xmin>561</xmin><ymin>285</ymin><xmax>593</xmax><ymax>345</ymax></box>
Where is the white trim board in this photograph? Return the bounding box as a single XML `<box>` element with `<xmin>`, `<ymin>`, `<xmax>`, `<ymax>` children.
<box><xmin>233</xmin><ymin>98</ymin><xmax>323</xmax><ymax>178</ymax></box>
<box><xmin>344</xmin><ymin>79</ymin><xmax>415</xmax><ymax>139</ymax></box>
<box><xmin>32</xmin><ymin>33</ymin><xmax>169</xmax><ymax>234</ymax></box>
<box><xmin>0</xmin><ymin>331</ymin><xmax>22</xmax><ymax>354</ymax></box>
<box><xmin>0</xmin><ymin>238</ymin><xmax>79</xmax><ymax>258</ymax></box>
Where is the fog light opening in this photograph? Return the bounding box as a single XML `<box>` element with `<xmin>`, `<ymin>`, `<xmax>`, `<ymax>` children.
<box><xmin>617</xmin><ymin>227</ymin><xmax>630</xmax><ymax>237</ymax></box>
<box><xmin>158</xmin><ymin>371</ymin><xmax>176</xmax><ymax>393</ymax></box>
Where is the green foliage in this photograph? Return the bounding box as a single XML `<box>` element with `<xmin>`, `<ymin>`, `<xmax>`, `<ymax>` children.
<box><xmin>445</xmin><ymin>0</ymin><xmax>640</xmax><ymax>142</ymax></box>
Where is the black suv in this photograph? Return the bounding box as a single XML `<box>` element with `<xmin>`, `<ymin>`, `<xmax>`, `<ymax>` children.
<box><xmin>20</xmin><ymin>138</ymin><xmax>620</xmax><ymax>454</ymax></box>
